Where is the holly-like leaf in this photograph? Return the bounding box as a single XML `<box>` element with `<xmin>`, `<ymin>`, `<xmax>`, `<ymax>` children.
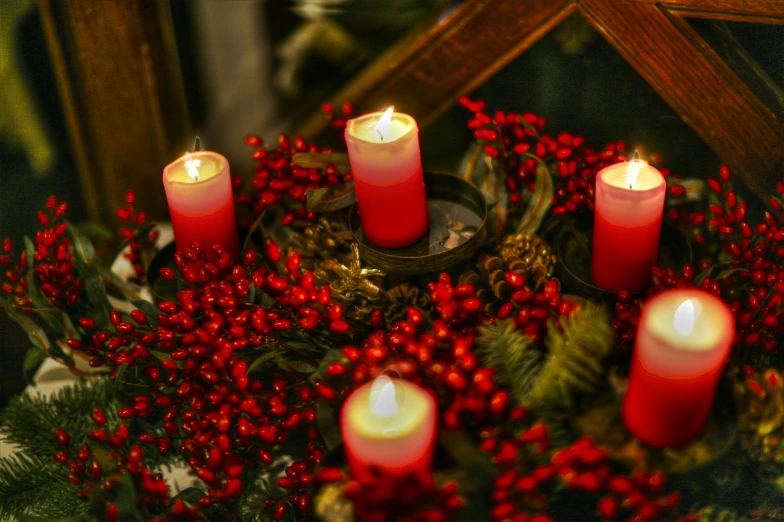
<box><xmin>74</xmin><ymin>259</ymin><xmax>113</xmax><ymax>330</ymax></box>
<box><xmin>247</xmin><ymin>349</ymin><xmax>286</xmax><ymax>375</ymax></box>
<box><xmin>131</xmin><ymin>299</ymin><xmax>160</xmax><ymax>327</ymax></box>
<box><xmin>66</xmin><ymin>220</ymin><xmax>96</xmax><ymax>263</ymax></box>
<box><xmin>306</xmin><ymin>182</ymin><xmax>356</xmax><ymax>212</ymax></box>
<box><xmin>715</xmin><ymin>268</ymin><xmax>748</xmax><ymax>281</ymax></box>
<box><xmin>0</xmin><ymin>296</ymin><xmax>51</xmax><ymax>355</ymax></box>
<box><xmin>517</xmin><ymin>161</ymin><xmax>553</xmax><ymax>234</ymax></box>
<box><xmin>22</xmin><ymin>346</ymin><xmax>47</xmax><ymax>384</ymax></box>
<box><xmin>316</xmin><ymin>400</ymin><xmax>342</xmax><ymax>452</ymax></box>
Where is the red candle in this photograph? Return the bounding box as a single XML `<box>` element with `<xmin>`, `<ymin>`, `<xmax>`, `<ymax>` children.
<box><xmin>341</xmin><ymin>375</ymin><xmax>437</xmax><ymax>480</ymax></box>
<box><xmin>345</xmin><ymin>107</ymin><xmax>429</xmax><ymax>248</ymax></box>
<box><xmin>623</xmin><ymin>289</ymin><xmax>734</xmax><ymax>447</ymax></box>
<box><xmin>592</xmin><ymin>158</ymin><xmax>666</xmax><ymax>293</ymax></box>
<box><xmin>162</xmin><ymin>151</ymin><xmax>239</xmax><ymax>260</ymax></box>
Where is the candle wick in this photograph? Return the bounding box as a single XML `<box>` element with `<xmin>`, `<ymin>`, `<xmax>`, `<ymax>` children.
<box><xmin>376</xmin><ymin>129</ymin><xmax>384</xmax><ymax>142</ymax></box>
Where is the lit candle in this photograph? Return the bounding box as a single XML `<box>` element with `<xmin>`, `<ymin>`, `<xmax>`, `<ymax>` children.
<box><xmin>623</xmin><ymin>289</ymin><xmax>735</xmax><ymax>447</ymax></box>
<box><xmin>341</xmin><ymin>375</ymin><xmax>437</xmax><ymax>479</ymax></box>
<box><xmin>591</xmin><ymin>154</ymin><xmax>666</xmax><ymax>293</ymax></box>
<box><xmin>162</xmin><ymin>150</ymin><xmax>239</xmax><ymax>260</ymax></box>
<box><xmin>345</xmin><ymin>107</ymin><xmax>429</xmax><ymax>248</ymax></box>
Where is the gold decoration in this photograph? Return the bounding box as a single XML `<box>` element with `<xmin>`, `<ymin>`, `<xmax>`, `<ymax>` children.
<box><xmin>385</xmin><ymin>283</ymin><xmax>432</xmax><ymax>327</ymax></box>
<box><xmin>314</xmin><ymin>481</ymin><xmax>354</xmax><ymax>522</ymax></box>
<box><xmin>499</xmin><ymin>232</ymin><xmax>557</xmax><ymax>279</ymax></box>
<box><xmin>736</xmin><ymin>369</ymin><xmax>784</xmax><ymax>464</ymax></box>
<box><xmin>314</xmin><ymin>243</ymin><xmax>386</xmax><ymax>322</ymax></box>
<box><xmin>289</xmin><ymin>215</ymin><xmax>352</xmax><ymax>270</ymax></box>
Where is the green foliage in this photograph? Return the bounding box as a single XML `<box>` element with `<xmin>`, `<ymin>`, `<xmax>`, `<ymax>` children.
<box><xmin>477</xmin><ymin>303</ymin><xmax>614</xmax><ymax>415</ymax></box>
<box><xmin>0</xmin><ymin>453</ymin><xmax>86</xmax><ymax>520</ymax></box>
<box><xmin>0</xmin><ymin>379</ymin><xmax>117</xmax><ymax>459</ymax></box>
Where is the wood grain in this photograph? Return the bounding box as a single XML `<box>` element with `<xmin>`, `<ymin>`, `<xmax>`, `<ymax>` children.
<box><xmin>580</xmin><ymin>0</ymin><xmax>784</xmax><ymax>200</ymax></box>
<box><xmin>38</xmin><ymin>0</ymin><xmax>191</xmax><ymax>222</ymax></box>
<box><xmin>630</xmin><ymin>0</ymin><xmax>784</xmax><ymax>23</ymax></box>
<box><xmin>296</xmin><ymin>0</ymin><xmax>575</xmax><ymax>140</ymax></box>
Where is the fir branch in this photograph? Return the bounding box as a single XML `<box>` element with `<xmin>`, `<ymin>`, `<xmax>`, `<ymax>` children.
<box><xmin>0</xmin><ymin>453</ymin><xmax>86</xmax><ymax>520</ymax></box>
<box><xmin>529</xmin><ymin>303</ymin><xmax>614</xmax><ymax>413</ymax></box>
<box><xmin>0</xmin><ymin>378</ymin><xmax>118</xmax><ymax>459</ymax></box>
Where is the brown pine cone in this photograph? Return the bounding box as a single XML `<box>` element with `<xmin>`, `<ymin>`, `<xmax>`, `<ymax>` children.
<box><xmin>499</xmin><ymin>232</ymin><xmax>556</xmax><ymax>286</ymax></box>
<box><xmin>385</xmin><ymin>284</ymin><xmax>432</xmax><ymax>327</ymax></box>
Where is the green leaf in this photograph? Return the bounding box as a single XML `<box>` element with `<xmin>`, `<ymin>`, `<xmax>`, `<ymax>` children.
<box><xmin>715</xmin><ymin>268</ymin><xmax>748</xmax><ymax>281</ymax></box>
<box><xmin>172</xmin><ymin>486</ymin><xmax>207</xmax><ymax>506</ymax></box>
<box><xmin>306</xmin><ymin>182</ymin><xmax>356</xmax><ymax>212</ymax></box>
<box><xmin>113</xmin><ymin>472</ymin><xmax>143</xmax><ymax>521</ymax></box>
<box><xmin>22</xmin><ymin>346</ymin><xmax>47</xmax><ymax>384</ymax></box>
<box><xmin>247</xmin><ymin>349</ymin><xmax>285</xmax><ymax>375</ymax></box>
<box><xmin>74</xmin><ymin>259</ymin><xmax>113</xmax><ymax>329</ymax></box>
<box><xmin>516</xmin><ymin>162</ymin><xmax>553</xmax><ymax>234</ymax></box>
<box><xmin>66</xmin><ymin>220</ymin><xmax>96</xmax><ymax>263</ymax></box>
<box><xmin>315</xmin><ymin>400</ymin><xmax>342</xmax><ymax>452</ymax></box>
<box><xmin>0</xmin><ymin>297</ymin><xmax>51</xmax><ymax>355</ymax></box>
<box><xmin>130</xmin><ymin>299</ymin><xmax>160</xmax><ymax>326</ymax></box>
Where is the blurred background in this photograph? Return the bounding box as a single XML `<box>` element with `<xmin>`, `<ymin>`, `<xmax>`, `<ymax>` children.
<box><xmin>1</xmin><ymin>0</ymin><xmax>782</xmax><ymax>405</ymax></box>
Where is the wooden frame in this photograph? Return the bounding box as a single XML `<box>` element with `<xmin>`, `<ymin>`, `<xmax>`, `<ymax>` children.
<box><xmin>298</xmin><ymin>0</ymin><xmax>784</xmax><ymax>201</ymax></box>
<box><xmin>38</xmin><ymin>0</ymin><xmax>190</xmax><ymax>222</ymax></box>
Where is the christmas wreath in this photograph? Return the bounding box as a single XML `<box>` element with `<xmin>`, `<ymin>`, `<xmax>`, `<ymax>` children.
<box><xmin>0</xmin><ymin>97</ymin><xmax>783</xmax><ymax>522</ymax></box>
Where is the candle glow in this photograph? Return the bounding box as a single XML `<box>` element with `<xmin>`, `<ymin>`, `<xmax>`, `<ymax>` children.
<box><xmin>626</xmin><ymin>151</ymin><xmax>643</xmax><ymax>189</ymax></box>
<box><xmin>623</xmin><ymin>289</ymin><xmax>734</xmax><ymax>447</ymax></box>
<box><xmin>375</xmin><ymin>106</ymin><xmax>394</xmax><ymax>141</ymax></box>
<box><xmin>369</xmin><ymin>375</ymin><xmax>398</xmax><ymax>418</ymax></box>
<box><xmin>184</xmin><ymin>152</ymin><xmax>201</xmax><ymax>181</ymax></box>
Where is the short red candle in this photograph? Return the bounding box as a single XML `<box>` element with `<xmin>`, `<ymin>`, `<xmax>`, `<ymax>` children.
<box><xmin>345</xmin><ymin>108</ymin><xmax>429</xmax><ymax>248</ymax></box>
<box><xmin>341</xmin><ymin>376</ymin><xmax>437</xmax><ymax>480</ymax></box>
<box><xmin>162</xmin><ymin>151</ymin><xmax>239</xmax><ymax>260</ymax></box>
<box><xmin>592</xmin><ymin>159</ymin><xmax>666</xmax><ymax>293</ymax></box>
<box><xmin>623</xmin><ymin>289</ymin><xmax>734</xmax><ymax>447</ymax></box>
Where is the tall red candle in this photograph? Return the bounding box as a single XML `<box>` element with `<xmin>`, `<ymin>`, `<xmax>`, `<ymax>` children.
<box><xmin>592</xmin><ymin>159</ymin><xmax>666</xmax><ymax>293</ymax></box>
<box><xmin>162</xmin><ymin>151</ymin><xmax>239</xmax><ymax>260</ymax></box>
<box><xmin>345</xmin><ymin>108</ymin><xmax>429</xmax><ymax>248</ymax></box>
<box><xmin>623</xmin><ymin>289</ymin><xmax>734</xmax><ymax>447</ymax></box>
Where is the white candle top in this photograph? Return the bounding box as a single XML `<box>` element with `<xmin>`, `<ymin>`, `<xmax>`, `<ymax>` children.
<box><xmin>601</xmin><ymin>160</ymin><xmax>664</xmax><ymax>192</ymax></box>
<box><xmin>163</xmin><ymin>151</ymin><xmax>227</xmax><ymax>184</ymax></box>
<box><xmin>347</xmin><ymin>378</ymin><xmax>431</xmax><ymax>440</ymax></box>
<box><xmin>643</xmin><ymin>290</ymin><xmax>733</xmax><ymax>352</ymax></box>
<box><xmin>346</xmin><ymin>110</ymin><xmax>417</xmax><ymax>145</ymax></box>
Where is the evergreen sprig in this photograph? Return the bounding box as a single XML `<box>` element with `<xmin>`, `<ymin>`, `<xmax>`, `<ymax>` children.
<box><xmin>0</xmin><ymin>453</ymin><xmax>86</xmax><ymax>520</ymax></box>
<box><xmin>476</xmin><ymin>303</ymin><xmax>613</xmax><ymax>416</ymax></box>
<box><xmin>0</xmin><ymin>378</ymin><xmax>117</xmax><ymax>460</ymax></box>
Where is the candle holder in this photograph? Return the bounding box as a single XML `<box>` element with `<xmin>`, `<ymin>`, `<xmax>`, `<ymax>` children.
<box><xmin>349</xmin><ymin>172</ymin><xmax>488</xmax><ymax>275</ymax></box>
<box><xmin>555</xmin><ymin>216</ymin><xmax>692</xmax><ymax>301</ymax></box>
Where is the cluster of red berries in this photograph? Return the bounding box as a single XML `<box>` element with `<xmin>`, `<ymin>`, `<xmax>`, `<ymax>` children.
<box><xmin>485</xmin><ymin>428</ymin><xmax>683</xmax><ymax>522</ymax></box>
<box><xmin>457</xmin><ymin>97</ymin><xmax>665</xmax><ymax>215</ymax></box>
<box><xmin>236</xmin><ymin>133</ymin><xmax>348</xmax><ymax>227</ymax></box>
<box><xmin>116</xmin><ymin>190</ymin><xmax>159</xmax><ymax>284</ymax></box>
<box><xmin>52</xmin><ymin>417</ymin><xmax>198</xmax><ymax>522</ymax></box>
<box><xmin>1</xmin><ymin>196</ymin><xmax>81</xmax><ymax>309</ymax></box>
<box><xmin>321</xmin><ymin>101</ymin><xmax>355</xmax><ymax>130</ymax></box>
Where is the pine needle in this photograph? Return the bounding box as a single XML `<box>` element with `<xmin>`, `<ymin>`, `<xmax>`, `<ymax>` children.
<box><xmin>0</xmin><ymin>453</ymin><xmax>86</xmax><ymax>520</ymax></box>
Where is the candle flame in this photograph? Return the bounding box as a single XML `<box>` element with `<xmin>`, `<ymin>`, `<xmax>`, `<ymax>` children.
<box><xmin>369</xmin><ymin>375</ymin><xmax>398</xmax><ymax>418</ymax></box>
<box><xmin>674</xmin><ymin>299</ymin><xmax>696</xmax><ymax>336</ymax></box>
<box><xmin>375</xmin><ymin>106</ymin><xmax>395</xmax><ymax>142</ymax></box>
<box><xmin>184</xmin><ymin>151</ymin><xmax>201</xmax><ymax>181</ymax></box>
<box><xmin>626</xmin><ymin>150</ymin><xmax>644</xmax><ymax>190</ymax></box>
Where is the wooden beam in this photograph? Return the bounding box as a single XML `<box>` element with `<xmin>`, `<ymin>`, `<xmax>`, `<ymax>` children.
<box><xmin>37</xmin><ymin>0</ymin><xmax>191</xmax><ymax>222</ymax></box>
<box><xmin>580</xmin><ymin>0</ymin><xmax>784</xmax><ymax>201</ymax></box>
<box><xmin>629</xmin><ymin>0</ymin><xmax>784</xmax><ymax>24</ymax></box>
<box><xmin>297</xmin><ymin>0</ymin><xmax>576</xmax><ymax>141</ymax></box>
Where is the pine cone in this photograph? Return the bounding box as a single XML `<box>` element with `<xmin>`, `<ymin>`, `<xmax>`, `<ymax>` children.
<box><xmin>314</xmin><ymin>243</ymin><xmax>386</xmax><ymax>323</ymax></box>
<box><xmin>735</xmin><ymin>369</ymin><xmax>784</xmax><ymax>464</ymax></box>
<box><xmin>459</xmin><ymin>233</ymin><xmax>554</xmax><ymax>315</ymax></box>
<box><xmin>499</xmin><ymin>232</ymin><xmax>556</xmax><ymax>286</ymax></box>
<box><xmin>385</xmin><ymin>284</ymin><xmax>432</xmax><ymax>327</ymax></box>
<box><xmin>289</xmin><ymin>215</ymin><xmax>352</xmax><ymax>271</ymax></box>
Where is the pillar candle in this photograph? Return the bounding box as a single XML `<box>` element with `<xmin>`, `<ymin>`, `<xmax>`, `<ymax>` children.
<box><xmin>345</xmin><ymin>107</ymin><xmax>429</xmax><ymax>248</ymax></box>
<box><xmin>162</xmin><ymin>151</ymin><xmax>239</xmax><ymax>260</ymax></box>
<box><xmin>592</xmin><ymin>158</ymin><xmax>666</xmax><ymax>293</ymax></box>
<box><xmin>341</xmin><ymin>375</ymin><xmax>437</xmax><ymax>479</ymax></box>
<box><xmin>623</xmin><ymin>289</ymin><xmax>734</xmax><ymax>447</ymax></box>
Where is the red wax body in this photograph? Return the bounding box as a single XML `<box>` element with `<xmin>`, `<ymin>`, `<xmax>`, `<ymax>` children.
<box><xmin>353</xmin><ymin>169</ymin><xmax>429</xmax><ymax>248</ymax></box>
<box><xmin>169</xmin><ymin>197</ymin><xmax>239</xmax><ymax>260</ymax></box>
<box><xmin>345</xmin><ymin>111</ymin><xmax>429</xmax><ymax>249</ymax></box>
<box><xmin>623</xmin><ymin>289</ymin><xmax>734</xmax><ymax>447</ymax></box>
<box><xmin>591</xmin><ymin>161</ymin><xmax>666</xmax><ymax>293</ymax></box>
<box><xmin>162</xmin><ymin>151</ymin><xmax>239</xmax><ymax>260</ymax></box>
<box><xmin>592</xmin><ymin>211</ymin><xmax>663</xmax><ymax>293</ymax></box>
